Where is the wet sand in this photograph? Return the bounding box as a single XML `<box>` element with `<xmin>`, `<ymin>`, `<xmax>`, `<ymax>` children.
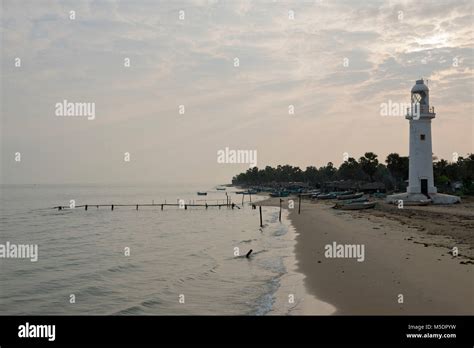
<box><xmin>257</xmin><ymin>196</ymin><xmax>474</xmax><ymax>315</ymax></box>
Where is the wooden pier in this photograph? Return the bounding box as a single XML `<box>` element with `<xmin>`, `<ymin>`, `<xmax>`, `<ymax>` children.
<box><xmin>53</xmin><ymin>202</ymin><xmax>241</xmax><ymax>211</ymax></box>
<box><xmin>51</xmin><ymin>196</ymin><xmax>286</xmax><ymax>229</ymax></box>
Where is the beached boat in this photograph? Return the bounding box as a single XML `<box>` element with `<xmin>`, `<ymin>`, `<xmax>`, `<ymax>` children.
<box><xmin>333</xmin><ymin>191</ymin><xmax>354</xmax><ymax>197</ymax></box>
<box><xmin>337</xmin><ymin>193</ymin><xmax>364</xmax><ymax>200</ymax></box>
<box><xmin>317</xmin><ymin>193</ymin><xmax>336</xmax><ymax>200</ymax></box>
<box><xmin>236</xmin><ymin>189</ymin><xmax>257</xmax><ymax>195</ymax></box>
<box><xmin>270</xmin><ymin>191</ymin><xmax>290</xmax><ymax>198</ymax></box>
<box><xmin>287</xmin><ymin>188</ymin><xmax>304</xmax><ymax>194</ymax></box>
<box><xmin>340</xmin><ymin>197</ymin><xmax>368</xmax><ymax>204</ymax></box>
<box><xmin>372</xmin><ymin>192</ymin><xmax>386</xmax><ymax>198</ymax></box>
<box><xmin>197</xmin><ymin>192</ymin><xmax>207</xmax><ymax>196</ymax></box>
<box><xmin>333</xmin><ymin>201</ymin><xmax>376</xmax><ymax>210</ymax></box>
<box><xmin>216</xmin><ymin>187</ymin><xmax>226</xmax><ymax>191</ymax></box>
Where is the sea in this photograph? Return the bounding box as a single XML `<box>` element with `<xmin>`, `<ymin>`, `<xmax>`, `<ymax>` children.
<box><xmin>0</xmin><ymin>184</ymin><xmax>333</xmax><ymax>315</ymax></box>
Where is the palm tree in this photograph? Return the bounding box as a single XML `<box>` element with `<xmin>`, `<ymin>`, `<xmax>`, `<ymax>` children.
<box><xmin>386</xmin><ymin>153</ymin><xmax>409</xmax><ymax>190</ymax></box>
<box><xmin>359</xmin><ymin>152</ymin><xmax>379</xmax><ymax>182</ymax></box>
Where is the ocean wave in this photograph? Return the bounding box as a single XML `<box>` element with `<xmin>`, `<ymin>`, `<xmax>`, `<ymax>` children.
<box><xmin>140</xmin><ymin>298</ymin><xmax>162</xmax><ymax>308</ymax></box>
<box><xmin>106</xmin><ymin>263</ymin><xmax>139</xmax><ymax>274</ymax></box>
<box><xmin>252</xmin><ymin>277</ymin><xmax>280</xmax><ymax>315</ymax></box>
<box><xmin>113</xmin><ymin>305</ymin><xmax>144</xmax><ymax>315</ymax></box>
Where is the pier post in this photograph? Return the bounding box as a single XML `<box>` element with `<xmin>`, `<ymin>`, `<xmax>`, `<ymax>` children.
<box><xmin>136</xmin><ymin>204</ymin><xmax>138</xmax><ymax>210</ymax></box>
<box><xmin>161</xmin><ymin>204</ymin><xmax>163</xmax><ymax>211</ymax></box>
<box><xmin>111</xmin><ymin>205</ymin><xmax>114</xmax><ymax>211</ymax></box>
<box><xmin>85</xmin><ymin>205</ymin><xmax>88</xmax><ymax>211</ymax></box>
<box><xmin>259</xmin><ymin>206</ymin><xmax>263</xmax><ymax>227</ymax></box>
<box><xmin>298</xmin><ymin>195</ymin><xmax>301</xmax><ymax>214</ymax></box>
<box><xmin>279</xmin><ymin>199</ymin><xmax>282</xmax><ymax>222</ymax></box>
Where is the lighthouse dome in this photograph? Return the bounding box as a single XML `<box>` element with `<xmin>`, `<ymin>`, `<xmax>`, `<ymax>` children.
<box><xmin>411</xmin><ymin>79</ymin><xmax>429</xmax><ymax>93</ymax></box>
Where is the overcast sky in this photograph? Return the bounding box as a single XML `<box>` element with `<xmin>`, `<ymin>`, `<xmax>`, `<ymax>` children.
<box><xmin>1</xmin><ymin>0</ymin><xmax>473</xmax><ymax>185</ymax></box>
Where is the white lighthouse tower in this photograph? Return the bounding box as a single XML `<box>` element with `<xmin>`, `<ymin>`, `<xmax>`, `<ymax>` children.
<box><xmin>406</xmin><ymin>79</ymin><xmax>437</xmax><ymax>196</ymax></box>
<box><xmin>387</xmin><ymin>79</ymin><xmax>460</xmax><ymax>205</ymax></box>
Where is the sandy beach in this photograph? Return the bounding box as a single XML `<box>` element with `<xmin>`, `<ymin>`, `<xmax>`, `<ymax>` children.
<box><xmin>257</xmin><ymin>196</ymin><xmax>474</xmax><ymax>315</ymax></box>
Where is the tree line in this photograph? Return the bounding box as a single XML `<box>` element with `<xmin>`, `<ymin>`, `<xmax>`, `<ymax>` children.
<box><xmin>232</xmin><ymin>152</ymin><xmax>474</xmax><ymax>194</ymax></box>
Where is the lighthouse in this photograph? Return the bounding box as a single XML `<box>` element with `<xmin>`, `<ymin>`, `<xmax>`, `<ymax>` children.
<box><xmin>386</xmin><ymin>79</ymin><xmax>460</xmax><ymax>205</ymax></box>
<box><xmin>406</xmin><ymin>79</ymin><xmax>437</xmax><ymax>196</ymax></box>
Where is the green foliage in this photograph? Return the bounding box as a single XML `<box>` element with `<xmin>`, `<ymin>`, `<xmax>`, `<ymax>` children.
<box><xmin>435</xmin><ymin>175</ymin><xmax>450</xmax><ymax>188</ymax></box>
<box><xmin>231</xmin><ymin>153</ymin><xmax>474</xmax><ymax>195</ymax></box>
<box><xmin>337</xmin><ymin>157</ymin><xmax>366</xmax><ymax>181</ymax></box>
<box><xmin>385</xmin><ymin>153</ymin><xmax>409</xmax><ymax>191</ymax></box>
<box><xmin>358</xmin><ymin>152</ymin><xmax>379</xmax><ymax>182</ymax></box>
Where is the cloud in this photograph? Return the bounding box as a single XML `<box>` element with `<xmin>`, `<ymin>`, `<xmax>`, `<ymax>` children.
<box><xmin>1</xmin><ymin>0</ymin><xmax>472</xmax><ymax>184</ymax></box>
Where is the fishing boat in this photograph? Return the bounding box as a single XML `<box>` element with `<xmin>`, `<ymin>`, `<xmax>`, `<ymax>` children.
<box><xmin>270</xmin><ymin>191</ymin><xmax>290</xmax><ymax>198</ymax></box>
<box><xmin>337</xmin><ymin>193</ymin><xmax>364</xmax><ymax>200</ymax></box>
<box><xmin>333</xmin><ymin>201</ymin><xmax>376</xmax><ymax>210</ymax></box>
<box><xmin>333</xmin><ymin>191</ymin><xmax>353</xmax><ymax>197</ymax></box>
<box><xmin>340</xmin><ymin>197</ymin><xmax>368</xmax><ymax>204</ymax></box>
<box><xmin>372</xmin><ymin>192</ymin><xmax>386</xmax><ymax>198</ymax></box>
<box><xmin>236</xmin><ymin>190</ymin><xmax>257</xmax><ymax>195</ymax></box>
<box><xmin>317</xmin><ymin>193</ymin><xmax>336</xmax><ymax>200</ymax></box>
<box><xmin>197</xmin><ymin>192</ymin><xmax>207</xmax><ymax>196</ymax></box>
<box><xmin>288</xmin><ymin>188</ymin><xmax>304</xmax><ymax>194</ymax></box>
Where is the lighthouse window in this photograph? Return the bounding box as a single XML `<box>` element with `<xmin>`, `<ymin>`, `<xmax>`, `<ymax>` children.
<box><xmin>420</xmin><ymin>134</ymin><xmax>426</xmax><ymax>140</ymax></box>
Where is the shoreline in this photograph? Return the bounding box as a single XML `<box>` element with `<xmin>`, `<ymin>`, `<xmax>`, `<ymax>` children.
<box><xmin>266</xmin><ymin>208</ymin><xmax>336</xmax><ymax>315</ymax></box>
<box><xmin>257</xmin><ymin>195</ymin><xmax>473</xmax><ymax>315</ymax></box>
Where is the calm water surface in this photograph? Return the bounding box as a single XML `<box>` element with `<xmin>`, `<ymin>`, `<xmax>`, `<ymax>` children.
<box><xmin>0</xmin><ymin>184</ymin><xmax>310</xmax><ymax>315</ymax></box>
